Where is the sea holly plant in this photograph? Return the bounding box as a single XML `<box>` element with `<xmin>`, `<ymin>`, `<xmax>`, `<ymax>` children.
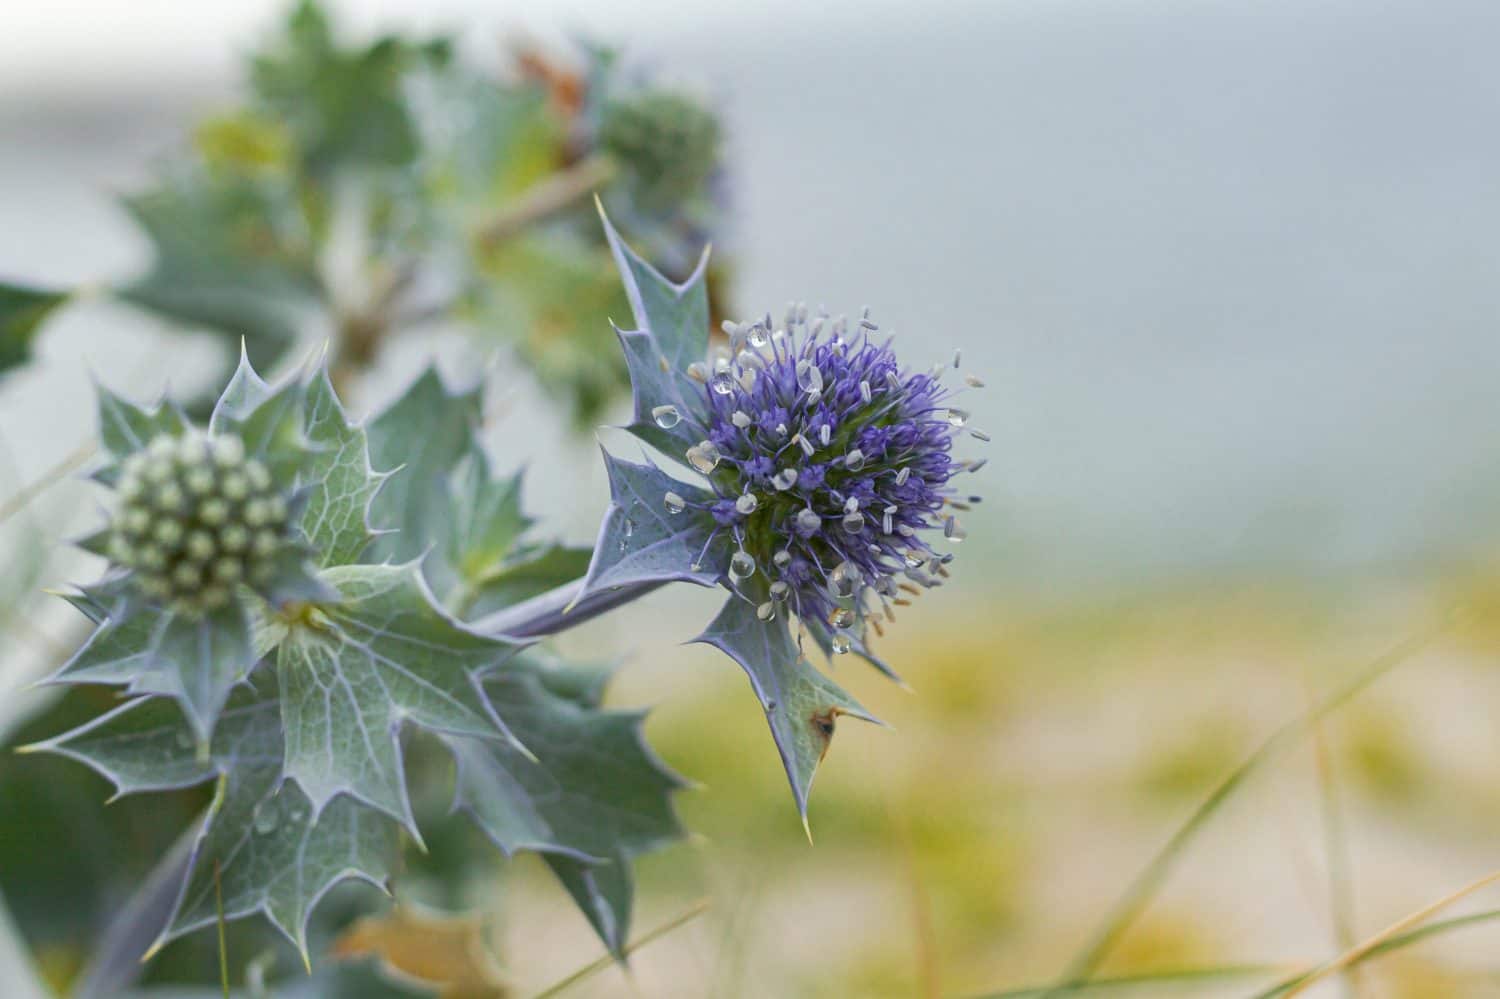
<box><xmin>24</xmin><ymin>350</ymin><xmax>688</xmax><ymax>976</ymax></box>
<box><xmin>573</xmin><ymin>209</ymin><xmax>988</xmax><ymax>819</ymax></box>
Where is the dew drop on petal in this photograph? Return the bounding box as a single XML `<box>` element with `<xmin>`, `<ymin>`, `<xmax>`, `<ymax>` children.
<box><xmin>795</xmin><ymin>360</ymin><xmax>824</xmax><ymax>394</ymax></box>
<box><xmin>652</xmin><ymin>405</ymin><xmax>682</xmax><ymax>429</ymax></box>
<box><xmin>829</xmin><ymin>560</ymin><xmax>861</xmax><ymax>597</ymax></box>
<box><xmin>831</xmin><ymin>631</ymin><xmax>853</xmax><ymax>655</ymax></box>
<box><xmin>736</xmin><ymin>493</ymin><xmax>759</xmax><ymax>515</ymax></box>
<box><xmin>252</xmin><ymin>796</ymin><xmax>280</xmax><ymax>835</ymax></box>
<box><xmin>757</xmin><ymin>601</ymin><xmax>776</xmax><ymax>622</ymax></box>
<box><xmin>842</xmin><ymin>510</ymin><xmax>866</xmax><ymax>533</ymax></box>
<box><xmin>844</xmin><ymin>496</ymin><xmax>860</xmax><ymax>514</ymax></box>
<box><xmin>729</xmin><ymin>549</ymin><xmax>756</xmax><ymax>581</ymax></box>
<box><xmin>687</xmin><ymin>441</ymin><xmax>722</xmax><ymax>474</ymax></box>
<box><xmin>710</xmin><ymin>371</ymin><xmax>736</xmax><ymax>395</ymax></box>
<box><xmin>770</xmin><ymin>580</ymin><xmax>790</xmax><ymax>601</ymax></box>
<box><xmin>773</xmin><ymin>549</ymin><xmax>793</xmax><ymax>570</ymax></box>
<box><xmin>945</xmin><ymin>408</ymin><xmax>970</xmax><ymax>428</ymax></box>
<box><xmin>829</xmin><ymin>606</ymin><xmax>855</xmax><ymax>628</ymax></box>
<box><xmin>845</xmin><ymin>448</ymin><xmax>866</xmax><ymax>472</ymax></box>
<box><xmin>664</xmin><ymin>491</ymin><xmax>686</xmax><ymax>515</ymax></box>
<box><xmin>747</xmin><ymin>325</ymin><xmax>769</xmax><ymax>349</ymax></box>
<box><xmin>795</xmin><ymin>508</ymin><xmax>822</xmax><ymax>533</ymax></box>
<box><xmin>772</xmin><ymin>468</ymin><xmax>799</xmax><ymax>491</ymax></box>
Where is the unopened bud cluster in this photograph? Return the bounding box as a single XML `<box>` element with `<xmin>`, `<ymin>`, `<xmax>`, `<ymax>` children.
<box><xmin>107</xmin><ymin>433</ymin><xmax>290</xmax><ymax>615</ymax></box>
<box><xmin>599</xmin><ymin>91</ymin><xmax>720</xmax><ymax>210</ymax></box>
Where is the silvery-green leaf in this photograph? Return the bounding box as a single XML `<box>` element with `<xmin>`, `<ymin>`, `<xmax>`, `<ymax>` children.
<box><xmin>95</xmin><ymin>384</ymin><xmax>189</xmax><ymax>461</ymax></box>
<box><xmin>448</xmin><ymin>664</ymin><xmax>685</xmax><ymax>955</ymax></box>
<box><xmin>366</xmin><ymin>367</ymin><xmax>480</xmax><ymax>564</ymax></box>
<box><xmin>597</xmin><ymin>207</ymin><xmax>713</xmax><ymax>456</ymax></box>
<box><xmin>209</xmin><ymin>347</ymin><xmax>310</xmax><ymax>482</ymax></box>
<box><xmin>454</xmin><ymin>543</ymin><xmax>591</xmax><ymax>622</ymax></box>
<box><xmin>51</xmin><ymin>602</ymin><xmax>255</xmax><ymax>744</ymax></box>
<box><xmin>442</xmin><ymin>444</ymin><xmax>529</xmax><ymax>583</ymax></box>
<box><xmin>0</xmin><ymin>280</ymin><xmax>68</xmax><ymax>375</ymax></box>
<box><xmin>693</xmin><ymin>595</ymin><xmax>880</xmax><ymax>820</ymax></box>
<box><xmin>116</xmin><ymin>177</ymin><xmax>320</xmax><ymax>375</ymax></box>
<box><xmin>277</xmin><ymin>562</ymin><xmax>526</xmax><ymax>836</ymax></box>
<box><xmin>28</xmin><ymin>679</ymin><xmax>400</xmax><ymax>962</ymax></box>
<box><xmin>299</xmin><ymin>367</ymin><xmax>389</xmax><ymax>566</ymax></box>
<box><xmin>578</xmin><ymin>451</ymin><xmax>725</xmax><ymax>598</ymax></box>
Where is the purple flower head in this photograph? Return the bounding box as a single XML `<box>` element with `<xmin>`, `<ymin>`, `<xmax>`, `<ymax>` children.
<box><xmin>670</xmin><ymin>304</ymin><xmax>985</xmax><ymax>651</ymax></box>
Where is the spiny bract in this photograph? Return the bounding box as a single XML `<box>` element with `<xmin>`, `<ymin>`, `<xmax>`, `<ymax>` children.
<box><xmin>108</xmin><ymin>431</ymin><xmax>291</xmax><ymax>614</ymax></box>
<box><xmin>668</xmin><ymin>305</ymin><xmax>987</xmax><ymax>650</ymax></box>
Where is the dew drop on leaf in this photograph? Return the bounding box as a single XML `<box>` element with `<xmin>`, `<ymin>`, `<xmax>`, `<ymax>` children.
<box><xmin>664</xmin><ymin>491</ymin><xmax>686</xmax><ymax>515</ymax></box>
<box><xmin>651</xmin><ymin>405</ymin><xmax>682</xmax><ymax>429</ymax></box>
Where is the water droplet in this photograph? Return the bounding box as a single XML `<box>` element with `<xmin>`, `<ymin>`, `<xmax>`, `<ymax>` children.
<box><xmin>736</xmin><ymin>493</ymin><xmax>759</xmax><ymax>515</ymax></box>
<box><xmin>652</xmin><ymin>405</ymin><xmax>682</xmax><ymax>428</ymax></box>
<box><xmin>773</xmin><ymin>549</ymin><xmax>793</xmax><ymax>570</ymax></box>
<box><xmin>770</xmin><ymin>580</ymin><xmax>791</xmax><ymax>601</ymax></box>
<box><xmin>964</xmin><ymin>373</ymin><xmax>986</xmax><ymax>388</ymax></box>
<box><xmin>747</xmin><ymin>325</ymin><xmax>769</xmax><ymax>348</ymax></box>
<box><xmin>904</xmin><ymin>549</ymin><xmax>926</xmax><ymax>568</ymax></box>
<box><xmin>664</xmin><ymin>491</ymin><xmax>686</xmax><ymax>515</ymax></box>
<box><xmin>845</xmin><ymin>448</ymin><xmax>866</xmax><ymax>471</ymax></box>
<box><xmin>945</xmin><ymin>408</ymin><xmax>970</xmax><ymax>428</ymax></box>
<box><xmin>831</xmin><ymin>631</ymin><xmax>853</xmax><ymax>654</ymax></box>
<box><xmin>829</xmin><ymin>606</ymin><xmax>855</xmax><ymax>628</ymax></box>
<box><xmin>842</xmin><ymin>510</ymin><xmax>866</xmax><ymax>533</ymax></box>
<box><xmin>895</xmin><ymin>467</ymin><xmax>911</xmax><ymax>486</ymax></box>
<box><xmin>844</xmin><ymin>497</ymin><xmax>860</xmax><ymax>513</ymax></box>
<box><xmin>729</xmin><ymin>549</ymin><xmax>756</xmax><ymax>582</ymax></box>
<box><xmin>710</xmin><ymin>371</ymin><xmax>736</xmax><ymax>395</ymax></box>
<box><xmin>795</xmin><ymin>360</ymin><xmax>824</xmax><ymax>394</ymax></box>
<box><xmin>252</xmin><ymin>796</ymin><xmax>280</xmax><ymax>835</ymax></box>
<box><xmin>686</xmin><ymin>441</ymin><xmax>721</xmax><ymax>474</ymax></box>
<box><xmin>772</xmin><ymin>468</ymin><xmax>799</xmax><ymax>491</ymax></box>
<box><xmin>757</xmin><ymin>601</ymin><xmax>776</xmax><ymax>622</ymax></box>
<box><xmin>795</xmin><ymin>508</ymin><xmax>822</xmax><ymax>533</ymax></box>
<box><xmin>944</xmin><ymin>516</ymin><xmax>967</xmax><ymax>542</ymax></box>
<box><xmin>829</xmin><ymin>561</ymin><xmax>861</xmax><ymax>597</ymax></box>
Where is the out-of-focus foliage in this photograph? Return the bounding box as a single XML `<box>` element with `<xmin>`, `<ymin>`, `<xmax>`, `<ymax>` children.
<box><xmin>0</xmin><ymin>281</ymin><xmax>68</xmax><ymax>375</ymax></box>
<box><xmin>102</xmin><ymin>0</ymin><xmax>732</xmax><ymax>426</ymax></box>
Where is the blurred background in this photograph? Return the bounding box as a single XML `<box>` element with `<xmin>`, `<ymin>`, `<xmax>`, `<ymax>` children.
<box><xmin>6</xmin><ymin>0</ymin><xmax>1500</xmax><ymax>996</ymax></box>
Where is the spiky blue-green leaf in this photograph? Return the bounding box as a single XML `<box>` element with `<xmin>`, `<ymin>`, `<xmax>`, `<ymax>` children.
<box><xmin>598</xmin><ymin>207</ymin><xmax>713</xmax><ymax>456</ymax></box>
<box><xmin>276</xmin><ymin>562</ymin><xmax>526</xmax><ymax>835</ymax></box>
<box><xmin>299</xmin><ymin>367</ymin><xmax>388</xmax><ymax>566</ymax></box>
<box><xmin>692</xmin><ymin>595</ymin><xmax>879</xmax><ymax>819</ymax></box>
<box><xmin>448</xmin><ymin>663</ymin><xmax>685</xmax><ymax>955</ymax></box>
<box><xmin>0</xmin><ymin>280</ymin><xmax>68</xmax><ymax>375</ymax></box>
<box><xmin>28</xmin><ymin>679</ymin><xmax>399</xmax><ymax>961</ymax></box>
<box><xmin>51</xmin><ymin>600</ymin><xmax>254</xmax><ymax>745</ymax></box>
<box><xmin>365</xmin><ymin>367</ymin><xmax>481</xmax><ymax>565</ymax></box>
<box><xmin>95</xmin><ymin>385</ymin><xmax>189</xmax><ymax>463</ymax></box>
<box><xmin>578</xmin><ymin>451</ymin><xmax>725</xmax><ymax>598</ymax></box>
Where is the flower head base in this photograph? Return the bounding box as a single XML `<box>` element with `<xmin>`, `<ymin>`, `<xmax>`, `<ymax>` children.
<box><xmin>107</xmin><ymin>431</ymin><xmax>292</xmax><ymax>615</ymax></box>
<box><xmin>676</xmin><ymin>305</ymin><xmax>984</xmax><ymax>650</ymax></box>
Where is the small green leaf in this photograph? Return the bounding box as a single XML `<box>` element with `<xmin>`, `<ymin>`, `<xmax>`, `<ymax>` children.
<box><xmin>277</xmin><ymin>562</ymin><xmax>526</xmax><ymax>835</ymax></box>
<box><xmin>365</xmin><ymin>367</ymin><xmax>480</xmax><ymax>565</ymax></box>
<box><xmin>299</xmin><ymin>367</ymin><xmax>389</xmax><ymax>567</ymax></box>
<box><xmin>0</xmin><ymin>280</ymin><xmax>68</xmax><ymax>375</ymax></box>
<box><xmin>693</xmin><ymin>595</ymin><xmax>879</xmax><ymax>820</ymax></box>
<box><xmin>95</xmin><ymin>384</ymin><xmax>189</xmax><ymax>462</ymax></box>
<box><xmin>457</xmin><ymin>544</ymin><xmax>592</xmax><ymax>621</ymax></box>
<box><xmin>449</xmin><ymin>662</ymin><xmax>685</xmax><ymax>955</ymax></box>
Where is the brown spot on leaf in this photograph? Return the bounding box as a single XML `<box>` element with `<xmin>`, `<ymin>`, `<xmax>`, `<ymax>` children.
<box><xmin>810</xmin><ymin>707</ymin><xmax>840</xmax><ymax>760</ymax></box>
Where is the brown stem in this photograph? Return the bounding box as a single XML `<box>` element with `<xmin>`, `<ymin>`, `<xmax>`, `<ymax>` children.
<box><xmin>474</xmin><ymin>154</ymin><xmax>618</xmax><ymax>251</ymax></box>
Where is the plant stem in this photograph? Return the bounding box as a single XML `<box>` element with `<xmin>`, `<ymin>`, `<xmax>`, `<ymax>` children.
<box><xmin>0</xmin><ymin>440</ymin><xmax>96</xmax><ymax>527</ymax></box>
<box><xmin>215</xmin><ymin>860</ymin><xmax>230</xmax><ymax>999</ymax></box>
<box><xmin>528</xmin><ymin>899</ymin><xmax>708</xmax><ymax>999</ymax></box>
<box><xmin>474</xmin><ymin>155</ymin><xmax>619</xmax><ymax>251</ymax></box>
<box><xmin>471</xmin><ymin>577</ymin><xmax>664</xmax><ymax>639</ymax></box>
<box><xmin>1039</xmin><ymin>614</ymin><xmax>1457</xmax><ymax>997</ymax></box>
